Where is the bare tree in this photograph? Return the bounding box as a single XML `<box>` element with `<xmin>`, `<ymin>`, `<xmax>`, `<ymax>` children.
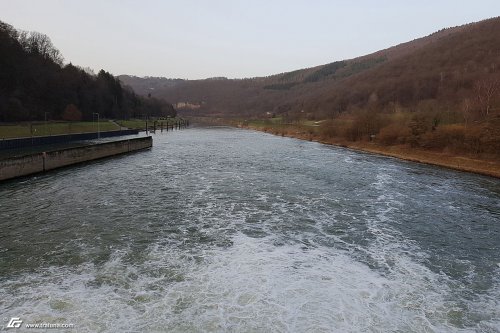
<box><xmin>461</xmin><ymin>98</ymin><xmax>471</xmax><ymax>128</ymax></box>
<box><xmin>474</xmin><ymin>78</ymin><xmax>499</xmax><ymax>117</ymax></box>
<box><xmin>18</xmin><ymin>30</ymin><xmax>63</xmax><ymax>65</ymax></box>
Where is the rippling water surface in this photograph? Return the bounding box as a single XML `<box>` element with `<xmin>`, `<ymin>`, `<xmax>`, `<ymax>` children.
<box><xmin>1</xmin><ymin>127</ymin><xmax>499</xmax><ymax>332</ymax></box>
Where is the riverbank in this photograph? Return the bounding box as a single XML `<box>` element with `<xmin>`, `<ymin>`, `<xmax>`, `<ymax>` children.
<box><xmin>252</xmin><ymin>126</ymin><xmax>500</xmax><ymax>179</ymax></box>
<box><xmin>0</xmin><ymin>129</ymin><xmax>140</xmax><ymax>150</ymax></box>
<box><xmin>0</xmin><ymin>118</ymin><xmax>189</xmax><ymax>140</ymax></box>
<box><xmin>0</xmin><ymin>136</ymin><xmax>152</xmax><ymax>181</ymax></box>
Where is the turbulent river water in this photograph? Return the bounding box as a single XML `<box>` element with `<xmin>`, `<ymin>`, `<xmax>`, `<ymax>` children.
<box><xmin>0</xmin><ymin>127</ymin><xmax>499</xmax><ymax>332</ymax></box>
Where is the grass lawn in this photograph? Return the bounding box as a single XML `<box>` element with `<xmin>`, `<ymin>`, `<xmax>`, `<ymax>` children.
<box><xmin>116</xmin><ymin>119</ymin><xmax>147</xmax><ymax>130</ymax></box>
<box><xmin>116</xmin><ymin>118</ymin><xmax>182</xmax><ymax>130</ymax></box>
<box><xmin>0</xmin><ymin>121</ymin><xmax>120</xmax><ymax>139</ymax></box>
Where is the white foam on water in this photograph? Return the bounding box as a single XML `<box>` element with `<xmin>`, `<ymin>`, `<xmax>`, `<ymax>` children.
<box><xmin>1</xmin><ymin>161</ymin><xmax>499</xmax><ymax>332</ymax></box>
<box><xmin>150</xmin><ymin>236</ymin><xmax>449</xmax><ymax>333</ymax></box>
<box><xmin>2</xmin><ymin>231</ymin><xmax>499</xmax><ymax>332</ymax></box>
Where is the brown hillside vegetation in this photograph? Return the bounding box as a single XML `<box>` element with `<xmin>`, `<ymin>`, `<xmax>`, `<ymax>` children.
<box><xmin>120</xmin><ymin>17</ymin><xmax>500</xmax><ymax>166</ymax></box>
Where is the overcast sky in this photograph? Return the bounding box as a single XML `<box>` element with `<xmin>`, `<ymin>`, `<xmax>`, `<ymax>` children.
<box><xmin>1</xmin><ymin>0</ymin><xmax>499</xmax><ymax>79</ymax></box>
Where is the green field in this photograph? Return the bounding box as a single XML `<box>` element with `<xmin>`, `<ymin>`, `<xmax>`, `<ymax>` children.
<box><xmin>0</xmin><ymin>118</ymin><xmax>187</xmax><ymax>139</ymax></box>
<box><xmin>0</xmin><ymin>121</ymin><xmax>120</xmax><ymax>139</ymax></box>
<box><xmin>236</xmin><ymin>117</ymin><xmax>322</xmax><ymax>130</ymax></box>
<box><xmin>115</xmin><ymin>119</ymin><xmax>147</xmax><ymax>130</ymax></box>
<box><xmin>116</xmin><ymin>118</ymin><xmax>183</xmax><ymax>130</ymax></box>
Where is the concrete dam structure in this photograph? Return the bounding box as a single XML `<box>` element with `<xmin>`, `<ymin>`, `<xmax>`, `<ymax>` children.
<box><xmin>0</xmin><ymin>136</ymin><xmax>152</xmax><ymax>181</ymax></box>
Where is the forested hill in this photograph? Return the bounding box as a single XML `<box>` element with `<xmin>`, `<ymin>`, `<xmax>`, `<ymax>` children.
<box><xmin>120</xmin><ymin>17</ymin><xmax>500</xmax><ymax>120</ymax></box>
<box><xmin>0</xmin><ymin>20</ymin><xmax>175</xmax><ymax>122</ymax></box>
<box><xmin>120</xmin><ymin>17</ymin><xmax>500</xmax><ymax>157</ymax></box>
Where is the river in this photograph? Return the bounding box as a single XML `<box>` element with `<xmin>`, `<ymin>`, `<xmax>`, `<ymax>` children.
<box><xmin>0</xmin><ymin>126</ymin><xmax>499</xmax><ymax>332</ymax></box>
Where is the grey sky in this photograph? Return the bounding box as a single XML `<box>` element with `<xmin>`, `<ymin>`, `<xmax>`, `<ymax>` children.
<box><xmin>1</xmin><ymin>0</ymin><xmax>499</xmax><ymax>79</ymax></box>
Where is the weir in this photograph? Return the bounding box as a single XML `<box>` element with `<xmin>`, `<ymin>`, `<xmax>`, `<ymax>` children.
<box><xmin>0</xmin><ymin>136</ymin><xmax>152</xmax><ymax>181</ymax></box>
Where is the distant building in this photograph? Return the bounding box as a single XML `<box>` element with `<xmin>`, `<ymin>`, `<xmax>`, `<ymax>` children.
<box><xmin>175</xmin><ymin>102</ymin><xmax>202</xmax><ymax>110</ymax></box>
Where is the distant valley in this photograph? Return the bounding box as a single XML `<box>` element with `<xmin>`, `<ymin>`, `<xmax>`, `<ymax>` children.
<box><xmin>120</xmin><ymin>17</ymin><xmax>500</xmax><ymax>174</ymax></box>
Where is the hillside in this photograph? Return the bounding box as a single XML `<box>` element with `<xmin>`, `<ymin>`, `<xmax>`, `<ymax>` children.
<box><xmin>118</xmin><ymin>20</ymin><xmax>473</xmax><ymax>116</ymax></box>
<box><xmin>0</xmin><ymin>20</ymin><xmax>175</xmax><ymax>122</ymax></box>
<box><xmin>121</xmin><ymin>17</ymin><xmax>500</xmax><ymax>158</ymax></box>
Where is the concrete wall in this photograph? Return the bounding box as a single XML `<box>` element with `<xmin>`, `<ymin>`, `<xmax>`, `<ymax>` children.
<box><xmin>0</xmin><ymin>153</ymin><xmax>45</xmax><ymax>180</ymax></box>
<box><xmin>0</xmin><ymin>137</ymin><xmax>152</xmax><ymax>181</ymax></box>
<box><xmin>0</xmin><ymin>129</ymin><xmax>140</xmax><ymax>150</ymax></box>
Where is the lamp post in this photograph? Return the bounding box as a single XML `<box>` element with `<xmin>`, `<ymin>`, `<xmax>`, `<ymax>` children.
<box><xmin>44</xmin><ymin>112</ymin><xmax>49</xmax><ymax>136</ymax></box>
<box><xmin>93</xmin><ymin>113</ymin><xmax>100</xmax><ymax>139</ymax></box>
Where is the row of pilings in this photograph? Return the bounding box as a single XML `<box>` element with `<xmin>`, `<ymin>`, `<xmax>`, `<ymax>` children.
<box><xmin>146</xmin><ymin>118</ymin><xmax>189</xmax><ymax>134</ymax></box>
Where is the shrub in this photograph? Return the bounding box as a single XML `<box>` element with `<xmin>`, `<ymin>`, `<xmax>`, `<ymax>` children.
<box><xmin>420</xmin><ymin>124</ymin><xmax>465</xmax><ymax>151</ymax></box>
<box><xmin>378</xmin><ymin>124</ymin><xmax>411</xmax><ymax>145</ymax></box>
<box><xmin>62</xmin><ymin>104</ymin><xmax>82</xmax><ymax>121</ymax></box>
